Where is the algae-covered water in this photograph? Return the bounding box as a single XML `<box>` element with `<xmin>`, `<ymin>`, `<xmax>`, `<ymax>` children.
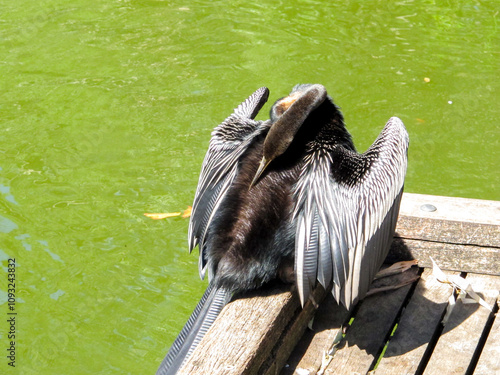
<box><xmin>1</xmin><ymin>0</ymin><xmax>498</xmax><ymax>373</ymax></box>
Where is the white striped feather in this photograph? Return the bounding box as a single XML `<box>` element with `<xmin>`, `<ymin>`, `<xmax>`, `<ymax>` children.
<box><xmin>293</xmin><ymin>117</ymin><xmax>408</xmax><ymax>309</ymax></box>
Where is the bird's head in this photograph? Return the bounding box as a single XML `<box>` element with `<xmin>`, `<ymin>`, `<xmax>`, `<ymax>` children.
<box><xmin>249</xmin><ymin>84</ymin><xmax>328</xmax><ymax>188</ymax></box>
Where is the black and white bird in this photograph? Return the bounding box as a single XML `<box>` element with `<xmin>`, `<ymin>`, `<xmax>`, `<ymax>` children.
<box><xmin>157</xmin><ymin>84</ymin><xmax>409</xmax><ymax>374</ymax></box>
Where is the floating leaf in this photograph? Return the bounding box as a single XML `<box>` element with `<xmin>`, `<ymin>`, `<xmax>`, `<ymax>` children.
<box><xmin>144</xmin><ymin>206</ymin><xmax>192</xmax><ymax>220</ymax></box>
<box><xmin>144</xmin><ymin>212</ymin><xmax>181</xmax><ymax>220</ymax></box>
<box><xmin>181</xmin><ymin>206</ymin><xmax>192</xmax><ymax>218</ymax></box>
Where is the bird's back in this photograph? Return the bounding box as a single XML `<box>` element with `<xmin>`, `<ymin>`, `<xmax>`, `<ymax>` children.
<box><xmin>204</xmin><ymin>135</ymin><xmax>301</xmax><ymax>292</ymax></box>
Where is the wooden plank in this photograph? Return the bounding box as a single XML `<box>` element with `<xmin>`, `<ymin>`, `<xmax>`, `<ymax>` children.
<box><xmin>321</xmin><ymin>267</ymin><xmax>420</xmax><ymax>375</ymax></box>
<box><xmin>260</xmin><ymin>285</ymin><xmax>330</xmax><ymax>375</ymax></box>
<box><xmin>178</xmin><ymin>282</ymin><xmax>329</xmax><ymax>375</ymax></box>
<box><xmin>281</xmin><ymin>295</ymin><xmax>350</xmax><ymax>375</ymax></box>
<box><xmin>423</xmin><ymin>274</ymin><xmax>500</xmax><ymax>375</ymax></box>
<box><xmin>389</xmin><ymin>238</ymin><xmax>500</xmax><ymax>276</ymax></box>
<box><xmin>475</xmin><ymin>295</ymin><xmax>500</xmax><ymax>374</ymax></box>
<box><xmin>396</xmin><ymin>215</ymin><xmax>500</xmax><ymax>248</ymax></box>
<box><xmin>389</xmin><ymin>194</ymin><xmax>500</xmax><ymax>277</ymax></box>
<box><xmin>178</xmin><ymin>283</ymin><xmax>299</xmax><ymax>375</ymax></box>
<box><xmin>399</xmin><ymin>193</ymin><xmax>500</xmax><ymax>226</ymax></box>
<box><xmin>283</xmin><ymin>266</ymin><xmax>420</xmax><ymax>375</ymax></box>
<box><xmin>375</xmin><ymin>268</ymin><xmax>457</xmax><ymax>374</ymax></box>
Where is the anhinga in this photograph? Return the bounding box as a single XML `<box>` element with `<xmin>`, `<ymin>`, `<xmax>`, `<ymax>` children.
<box><xmin>157</xmin><ymin>84</ymin><xmax>409</xmax><ymax>374</ymax></box>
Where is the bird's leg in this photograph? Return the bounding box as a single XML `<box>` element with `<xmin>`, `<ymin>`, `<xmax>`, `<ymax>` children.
<box><xmin>366</xmin><ymin>260</ymin><xmax>420</xmax><ymax>297</ymax></box>
<box><xmin>374</xmin><ymin>259</ymin><xmax>418</xmax><ymax>280</ymax></box>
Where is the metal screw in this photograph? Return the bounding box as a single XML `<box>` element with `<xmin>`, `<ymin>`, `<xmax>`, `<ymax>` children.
<box><xmin>420</xmin><ymin>204</ymin><xmax>437</xmax><ymax>212</ymax></box>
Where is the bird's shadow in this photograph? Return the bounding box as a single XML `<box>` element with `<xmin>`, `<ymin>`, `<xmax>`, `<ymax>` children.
<box><xmin>282</xmin><ymin>237</ymin><xmax>482</xmax><ymax>373</ymax></box>
<box><xmin>229</xmin><ymin>237</ymin><xmax>483</xmax><ymax>373</ymax></box>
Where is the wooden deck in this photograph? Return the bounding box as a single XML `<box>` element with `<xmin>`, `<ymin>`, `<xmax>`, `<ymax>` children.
<box><xmin>177</xmin><ymin>193</ymin><xmax>500</xmax><ymax>375</ymax></box>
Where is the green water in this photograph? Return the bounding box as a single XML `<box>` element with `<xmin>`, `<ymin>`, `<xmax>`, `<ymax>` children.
<box><xmin>1</xmin><ymin>0</ymin><xmax>498</xmax><ymax>373</ymax></box>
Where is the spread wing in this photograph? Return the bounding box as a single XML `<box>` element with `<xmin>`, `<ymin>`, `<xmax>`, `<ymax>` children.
<box><xmin>293</xmin><ymin>117</ymin><xmax>409</xmax><ymax>309</ymax></box>
<box><xmin>188</xmin><ymin>87</ymin><xmax>270</xmax><ymax>279</ymax></box>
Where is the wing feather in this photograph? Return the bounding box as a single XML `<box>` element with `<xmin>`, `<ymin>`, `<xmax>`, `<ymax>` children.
<box><xmin>188</xmin><ymin>87</ymin><xmax>270</xmax><ymax>278</ymax></box>
<box><xmin>293</xmin><ymin>117</ymin><xmax>408</xmax><ymax>308</ymax></box>
<box><xmin>317</xmin><ymin>221</ymin><xmax>332</xmax><ymax>288</ymax></box>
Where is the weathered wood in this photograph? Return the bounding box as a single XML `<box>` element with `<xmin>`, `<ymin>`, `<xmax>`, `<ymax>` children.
<box><xmin>399</xmin><ymin>193</ymin><xmax>500</xmax><ymax>226</ymax></box>
<box><xmin>423</xmin><ymin>274</ymin><xmax>500</xmax><ymax>375</ymax></box>
<box><xmin>178</xmin><ymin>283</ymin><xmax>298</xmax><ymax>375</ymax></box>
<box><xmin>396</xmin><ymin>215</ymin><xmax>500</xmax><ymax>248</ymax></box>
<box><xmin>322</xmin><ymin>267</ymin><xmax>420</xmax><ymax>375</ymax></box>
<box><xmin>475</xmin><ymin>295</ymin><xmax>500</xmax><ymax>374</ymax></box>
<box><xmin>386</xmin><ymin>194</ymin><xmax>500</xmax><ymax>276</ymax></box>
<box><xmin>374</xmin><ymin>268</ymin><xmax>457</xmax><ymax>374</ymax></box>
<box><xmin>260</xmin><ymin>284</ymin><xmax>330</xmax><ymax>375</ymax></box>
<box><xmin>389</xmin><ymin>238</ymin><xmax>500</xmax><ymax>276</ymax></box>
<box><xmin>282</xmin><ymin>267</ymin><xmax>421</xmax><ymax>375</ymax></box>
<box><xmin>281</xmin><ymin>295</ymin><xmax>350</xmax><ymax>375</ymax></box>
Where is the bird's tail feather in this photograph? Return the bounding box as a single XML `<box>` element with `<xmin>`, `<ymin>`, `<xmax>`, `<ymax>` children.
<box><xmin>156</xmin><ymin>283</ymin><xmax>232</xmax><ymax>375</ymax></box>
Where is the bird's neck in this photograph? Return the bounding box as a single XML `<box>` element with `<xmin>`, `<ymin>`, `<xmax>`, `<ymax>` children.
<box><xmin>302</xmin><ymin>101</ymin><xmax>355</xmax><ymax>153</ymax></box>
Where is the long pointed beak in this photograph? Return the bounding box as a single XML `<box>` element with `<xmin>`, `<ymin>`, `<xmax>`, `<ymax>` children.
<box><xmin>249</xmin><ymin>157</ymin><xmax>271</xmax><ymax>189</ymax></box>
